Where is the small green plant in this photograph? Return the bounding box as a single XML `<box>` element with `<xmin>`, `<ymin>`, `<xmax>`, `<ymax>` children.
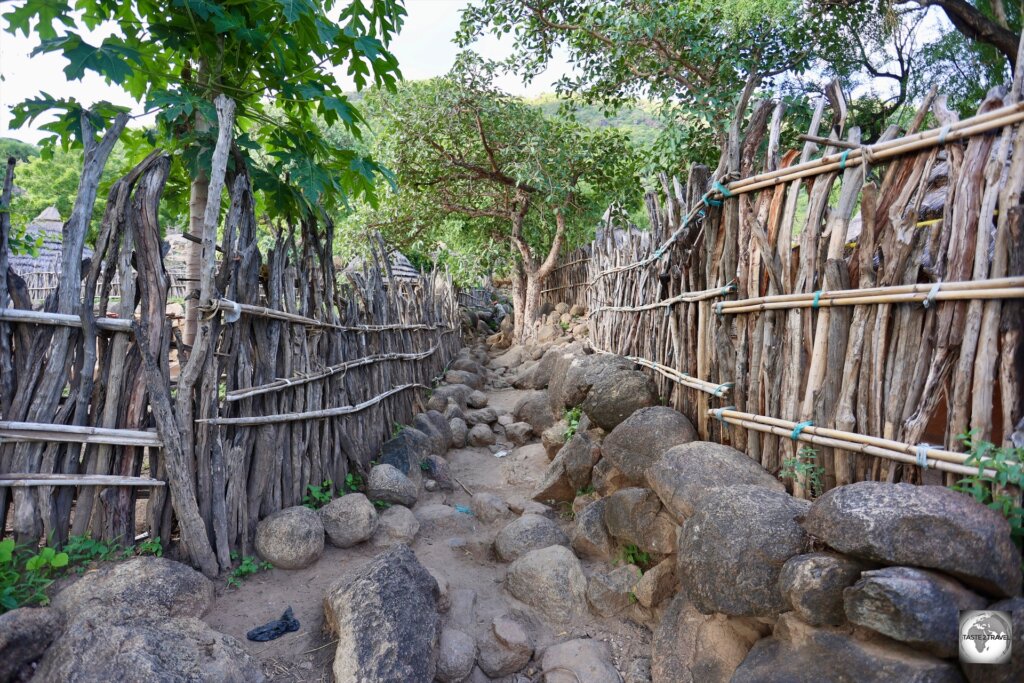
<box><xmin>226</xmin><ymin>552</ymin><xmax>273</xmax><ymax>588</ymax></box>
<box><xmin>63</xmin><ymin>534</ymin><xmax>129</xmax><ymax>569</ymax></box>
<box><xmin>372</xmin><ymin>499</ymin><xmax>392</xmax><ymax>510</ymax></box>
<box><xmin>344</xmin><ymin>472</ymin><xmax>364</xmax><ymax>494</ymax></box>
<box><xmin>563</xmin><ymin>406</ymin><xmax>583</xmax><ymax>440</ymax></box>
<box><xmin>302</xmin><ymin>479</ymin><xmax>334</xmax><ymax>509</ymax></box>
<box><xmin>952</xmin><ymin>431</ymin><xmax>1024</xmax><ymax>549</ymax></box>
<box><xmin>619</xmin><ymin>544</ymin><xmax>652</xmax><ymax>571</ymax></box>
<box><xmin>780</xmin><ymin>446</ymin><xmax>826</xmax><ymax>498</ymax></box>
<box><xmin>392</xmin><ymin>422</ymin><xmax>405</xmax><ymax>438</ymax></box>
<box><xmin>575</xmin><ymin>485</ymin><xmax>595</xmax><ymax>497</ymax></box>
<box><xmin>1</xmin><ymin>539</ymin><xmax>69</xmax><ymax>612</ymax></box>
<box><xmin>137</xmin><ymin>537</ymin><xmax>163</xmax><ymax>557</ymax></box>
<box><xmin>559</xmin><ymin>321</ymin><xmax>570</xmax><ymax>331</ymax></box>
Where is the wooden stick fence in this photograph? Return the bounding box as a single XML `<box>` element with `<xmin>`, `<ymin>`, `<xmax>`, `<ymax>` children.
<box><xmin>546</xmin><ymin>78</ymin><xmax>1024</xmax><ymax>498</ymax></box>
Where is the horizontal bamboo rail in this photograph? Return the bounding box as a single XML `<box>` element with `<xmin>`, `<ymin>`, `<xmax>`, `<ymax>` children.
<box><xmin>718</xmin><ymin>278</ymin><xmax>1024</xmax><ymax>314</ymax></box>
<box><xmin>199</xmin><ymin>382</ymin><xmax>427</xmax><ymax>426</ymax></box>
<box><xmin>205</xmin><ymin>298</ymin><xmax>452</xmax><ymax>332</ymax></box>
<box><xmin>0</xmin><ymin>307</ymin><xmax>134</xmax><ymax>332</ymax></box>
<box><xmin>0</xmin><ymin>473</ymin><xmax>164</xmax><ymax>487</ymax></box>
<box><xmin>591</xmin><ymin>283</ymin><xmax>735</xmax><ymax>314</ymax></box>
<box><xmin>708</xmin><ymin>409</ymin><xmax>1000</xmax><ymax>478</ymax></box>
<box><xmin>0</xmin><ymin>421</ymin><xmax>163</xmax><ymax>447</ymax></box>
<box><xmin>224</xmin><ymin>345</ymin><xmax>440</xmax><ymax>402</ymax></box>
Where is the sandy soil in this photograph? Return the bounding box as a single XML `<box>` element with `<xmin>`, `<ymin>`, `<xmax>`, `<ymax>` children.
<box><xmin>204</xmin><ymin>386</ymin><xmax>651</xmax><ymax>682</ymax></box>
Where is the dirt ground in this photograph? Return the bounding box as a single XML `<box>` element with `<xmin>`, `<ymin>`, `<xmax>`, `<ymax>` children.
<box><xmin>203</xmin><ymin>387</ymin><xmax>651</xmax><ymax>682</ymax></box>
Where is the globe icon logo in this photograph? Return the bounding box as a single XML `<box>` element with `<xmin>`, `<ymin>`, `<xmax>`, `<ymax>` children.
<box><xmin>959</xmin><ymin>610</ymin><xmax>1013</xmax><ymax>665</ymax></box>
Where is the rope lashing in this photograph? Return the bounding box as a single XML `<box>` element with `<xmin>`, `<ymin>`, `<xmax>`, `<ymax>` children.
<box><xmin>721</xmin><ymin>282</ymin><xmax>737</xmax><ymax>295</ymax></box>
<box><xmin>224</xmin><ymin>300</ymin><xmax>243</xmax><ymax>324</ymax></box>
<box><xmin>713</xmin><ymin>180</ymin><xmax>734</xmax><ymax>198</ymax></box>
<box><xmin>839</xmin><ymin>150</ymin><xmax>850</xmax><ymax>170</ymax></box>
<box><xmin>923</xmin><ymin>281</ymin><xmax>942</xmax><ymax>309</ymax></box>
<box><xmin>702</xmin><ymin>196</ymin><xmax>723</xmax><ymax>208</ymax></box>
<box><xmin>715</xmin><ymin>301</ymin><xmax>725</xmax><ymax>316</ymax></box>
<box><xmin>937</xmin><ymin>125</ymin><xmax>951</xmax><ymax>145</ymax></box>
<box><xmin>713</xmin><ymin>406</ymin><xmax>736</xmax><ymax>422</ymax></box>
<box><xmin>790</xmin><ymin>420</ymin><xmax>814</xmax><ymax>440</ymax></box>
<box><xmin>915</xmin><ymin>443</ymin><xmax>932</xmax><ymax>469</ymax></box>
<box><xmin>714</xmin><ymin>382</ymin><xmax>735</xmax><ymax>397</ymax></box>
<box><xmin>812</xmin><ymin>290</ymin><xmax>823</xmax><ymax>309</ymax></box>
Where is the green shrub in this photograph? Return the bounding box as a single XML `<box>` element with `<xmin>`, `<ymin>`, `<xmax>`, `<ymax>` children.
<box><xmin>226</xmin><ymin>552</ymin><xmax>273</xmax><ymax>588</ymax></box>
<box><xmin>952</xmin><ymin>431</ymin><xmax>1024</xmax><ymax>549</ymax></box>
<box><xmin>563</xmin><ymin>406</ymin><xmax>583</xmax><ymax>440</ymax></box>
<box><xmin>779</xmin><ymin>446</ymin><xmax>825</xmax><ymax>498</ymax></box>
<box><xmin>0</xmin><ymin>539</ymin><xmax>68</xmax><ymax>612</ymax></box>
<box><xmin>302</xmin><ymin>479</ymin><xmax>334</xmax><ymax>509</ymax></box>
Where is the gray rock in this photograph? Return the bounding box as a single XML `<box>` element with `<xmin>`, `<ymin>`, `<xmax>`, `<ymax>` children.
<box><xmin>468</xmin><ymin>423</ymin><xmax>498</xmax><ymax>447</ymax></box>
<box><xmin>468</xmin><ymin>390</ymin><xmax>489</xmax><ymax>408</ymax></box>
<box><xmin>451</xmin><ymin>417</ymin><xmax>469</xmax><ymax>448</ymax></box>
<box><xmin>324</xmin><ymin>544</ymin><xmax>440</xmax><ymax>683</ymax></box>
<box><xmin>802</xmin><ymin>482</ymin><xmax>1021</xmax><ymax>597</ymax></box>
<box><xmin>561</xmin><ymin>431</ymin><xmax>602</xmax><ymax>491</ymax></box>
<box><xmin>427</xmin><ymin>568</ymin><xmax>450</xmax><ymax>612</ymax></box>
<box><xmin>603</xmin><ymin>487</ymin><xmax>679</xmax><ymax>556</ymax></box>
<box><xmin>437</xmin><ymin>628</ymin><xmax>477</xmax><ymax>683</ymax></box>
<box><xmin>505</xmin><ymin>421</ymin><xmax>534</xmax><ymax>446</ymax></box>
<box><xmin>546</xmin><ymin>342</ymin><xmax>590</xmax><ymax>413</ymax></box>
<box><xmin>537</xmin><ymin>323</ymin><xmax>562</xmax><ymax>343</ymax></box>
<box><xmin>449</xmin><ymin>589</ymin><xmax>478</xmax><ymax>631</ymax></box>
<box><xmin>254</xmin><ymin>506</ymin><xmax>325</xmax><ymax>570</ymax></box>
<box><xmin>581</xmin><ymin>370</ymin><xmax>659</xmax><ymax>431</ymax></box>
<box><xmin>571</xmin><ymin>322</ymin><xmax>589</xmax><ymax>337</ymax></box>
<box><xmin>593</xmin><ymin>459</ymin><xmax>631</xmax><ymax>496</ymax></box>
<box><xmin>320</xmin><ymin>493</ymin><xmax>378</xmax><ymax>548</ymax></box>
<box><xmin>52</xmin><ymin>556</ymin><xmax>214</xmax><ymax>621</ymax></box>
<box><xmin>477</xmin><ymin>615</ymin><xmax>533</xmax><ymax>677</ymax></box>
<box><xmin>844</xmin><ymin>566</ymin><xmax>986</xmax><ymax>658</ymax></box>
<box><xmin>569</xmin><ymin>304</ymin><xmax>586</xmax><ymax>317</ymax></box>
<box><xmin>778</xmin><ymin>552</ymin><xmax>873</xmax><ymax>626</ymax></box>
<box><xmin>423</xmin><ymin>454</ymin><xmax>455</xmax><ymax>492</ymax></box>
<box><xmin>32</xmin><ymin>616</ymin><xmax>264</xmax><ymax>682</ymax></box>
<box><xmin>514</xmin><ymin>390</ymin><xmax>556</xmax><ymax>434</ymax></box>
<box><xmin>452</xmin><ymin>357</ymin><xmax>487</xmax><ymax>376</ymax></box>
<box><xmin>428</xmin><ymin>384</ymin><xmax>474</xmax><ymax>412</ymax></box>
<box><xmin>498</xmin><ymin>413</ymin><xmax>515</xmax><ymax>427</ymax></box>
<box><xmin>0</xmin><ymin>606</ymin><xmax>62</xmax><ymax>682</ymax></box>
<box><xmin>414</xmin><ymin>410</ymin><xmax>453</xmax><ymax>453</ymax></box>
<box><xmin>494</xmin><ymin>513</ymin><xmax>570</xmax><ymax>562</ymax></box>
<box><xmin>571</xmin><ymin>498</ymin><xmax>613</xmax><ymax>561</ymax></box>
<box><xmin>415</xmin><ymin>504</ymin><xmax>476</xmax><ymax>536</ymax></box>
<box><xmin>532</xmin><ymin>450</ymin><xmax>576</xmax><ymax>504</ymax></box>
<box><xmin>731</xmin><ymin>612</ymin><xmax>965</xmax><ymax>683</ymax></box>
<box><xmin>587</xmin><ymin>564</ymin><xmax>642</xmax><ymax>617</ymax></box>
<box><xmin>472</xmin><ymin>492</ymin><xmax>511</xmax><ymax>523</ymax></box>
<box><xmin>542</xmin><ymin>638</ymin><xmax>622</xmax><ymax>683</ymax></box>
<box><xmin>625</xmin><ymin>656</ymin><xmax>652</xmax><ymax>683</ymax></box>
<box><xmin>491</xmin><ymin>346</ymin><xmax>530</xmax><ymax>370</ymax></box>
<box><xmin>507</xmin><ymin>494</ymin><xmax>553</xmax><ymax>517</ymax></box>
<box><xmin>372</xmin><ymin>505</ymin><xmax>420</xmax><ymax>547</ymax></box>
<box><xmin>445</xmin><ymin>399</ymin><xmax>467</xmax><ymax>422</ymax></box>
<box><xmin>516</xmin><ymin>347</ymin><xmax>559</xmax><ymax>390</ymax></box>
<box><xmin>647</xmin><ymin>441</ymin><xmax>783</xmax><ymax>522</ymax></box>
<box><xmin>506</xmin><ymin>546</ymin><xmax>588</xmax><ymax>623</ymax></box>
<box><xmin>367</xmin><ymin>463</ymin><xmax>418</xmax><ymax>507</ymax></box>
<box><xmin>466</xmin><ymin>407</ymin><xmax>499</xmax><ymax>426</ymax></box>
<box><xmin>557</xmin><ymin>353</ymin><xmax>635</xmax><ymax>410</ymax></box>
<box><xmin>633</xmin><ymin>556</ymin><xmax>677</xmax><ymax>609</ymax></box>
<box><xmin>380</xmin><ymin>427</ymin><xmax>432</xmax><ymax>481</ymax></box>
<box><xmin>962</xmin><ymin>596</ymin><xmax>1023</xmax><ymax>682</ymax></box>
<box><xmin>652</xmin><ymin>592</ymin><xmax>767</xmax><ymax>683</ymax></box>
<box><xmin>541</xmin><ymin>420</ymin><xmax>569</xmax><ymax>459</ymax></box>
<box><xmin>678</xmin><ymin>485</ymin><xmax>810</xmax><ymax>617</ymax></box>
<box><xmin>555</xmin><ymin>302</ymin><xmax>570</xmax><ymax>314</ymax></box>
<box><xmin>599</xmin><ymin>406</ymin><xmax>697</xmax><ymax>485</ymax></box>
<box><xmin>447</xmin><ymin>369</ymin><xmax>484</xmax><ymax>390</ymax></box>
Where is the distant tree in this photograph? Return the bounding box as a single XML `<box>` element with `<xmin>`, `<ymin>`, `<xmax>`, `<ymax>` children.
<box><xmin>362</xmin><ymin>55</ymin><xmax>638</xmax><ymax>339</ymax></box>
<box><xmin>0</xmin><ymin>138</ymin><xmax>38</xmax><ymax>162</ymax></box>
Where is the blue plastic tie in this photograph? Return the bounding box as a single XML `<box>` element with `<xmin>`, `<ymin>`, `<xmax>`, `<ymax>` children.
<box><xmin>839</xmin><ymin>150</ymin><xmax>850</xmax><ymax>170</ymax></box>
<box><xmin>937</xmin><ymin>125</ymin><xmax>951</xmax><ymax>145</ymax></box>
<box><xmin>721</xmin><ymin>282</ymin><xmax>736</xmax><ymax>295</ymax></box>
<box><xmin>454</xmin><ymin>504</ymin><xmax>473</xmax><ymax>515</ymax></box>
<box><xmin>923</xmin><ymin>281</ymin><xmax>941</xmax><ymax>309</ymax></box>
<box><xmin>713</xmin><ymin>180</ymin><xmax>734</xmax><ymax>198</ymax></box>
<box><xmin>713</xmin><ymin>406</ymin><xmax>736</xmax><ymax>422</ymax></box>
<box><xmin>812</xmin><ymin>290</ymin><xmax>823</xmax><ymax>309</ymax></box>
<box><xmin>915</xmin><ymin>443</ymin><xmax>931</xmax><ymax>469</ymax></box>
<box><xmin>702</xmin><ymin>196</ymin><xmax>722</xmax><ymax>208</ymax></box>
<box><xmin>790</xmin><ymin>420</ymin><xmax>813</xmax><ymax>441</ymax></box>
<box><xmin>715</xmin><ymin>382</ymin><xmax>734</xmax><ymax>397</ymax></box>
<box><xmin>715</xmin><ymin>301</ymin><xmax>725</xmax><ymax>316</ymax></box>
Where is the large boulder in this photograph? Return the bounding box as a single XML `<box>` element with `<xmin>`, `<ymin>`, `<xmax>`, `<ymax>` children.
<box><xmin>571</xmin><ymin>498</ymin><xmax>614</xmax><ymax>561</ymax></box>
<box><xmin>422</xmin><ymin>454</ymin><xmax>455</xmax><ymax>492</ymax></box>
<box><xmin>465</xmin><ymin>407</ymin><xmax>498</xmax><ymax>426</ymax></box>
<box><xmin>471</xmin><ymin>492</ymin><xmax>511</xmax><ymax>523</ymax></box>
<box><xmin>450</xmin><ymin>418</ymin><xmax>468</xmax><ymax>448</ymax></box>
<box><xmin>532</xmin><ymin>451</ymin><xmax>576</xmax><ymax>504</ymax></box>
<box><xmin>678</xmin><ymin>485</ymin><xmax>810</xmax><ymax>617</ymax></box>
<box><xmin>731</xmin><ymin>612</ymin><xmax>965</xmax><ymax>683</ymax></box>
<box><xmin>581</xmin><ymin>370</ymin><xmax>659</xmax><ymax>431</ymax></box>
<box><xmin>517</xmin><ymin>347</ymin><xmax>561</xmax><ymax>390</ymax></box>
<box><xmin>446</xmin><ymin>369</ymin><xmax>484</xmax><ymax>390</ymax></box>
<box><xmin>587</xmin><ymin>564</ymin><xmax>643</xmax><ymax>617</ymax></box>
<box><xmin>413</xmin><ymin>411</ymin><xmax>453</xmax><ymax>453</ymax></box>
<box><xmin>32</xmin><ymin>616</ymin><xmax>264</xmax><ymax>682</ymax></box>
<box><xmin>437</xmin><ymin>628</ymin><xmax>477</xmax><ymax>683</ymax></box>
<box><xmin>648</xmin><ymin>441</ymin><xmax>784</xmax><ymax>522</ymax></box>
<box><xmin>601</xmin><ymin>407</ymin><xmax>697</xmax><ymax>485</ymax></box>
<box><xmin>505</xmin><ymin>545</ymin><xmax>588</xmax><ymax>623</ymax></box>
<box><xmin>255</xmin><ymin>505</ymin><xmax>325</xmax><ymax>570</ymax></box>
<box><xmin>52</xmin><ymin>556</ymin><xmax>214</xmax><ymax>621</ymax></box>
<box><xmin>778</xmin><ymin>552</ymin><xmax>873</xmax><ymax>627</ymax></box>
<box><xmin>451</xmin><ymin>357</ymin><xmax>486</xmax><ymax>376</ymax></box>
<box><xmin>545</xmin><ymin>342</ymin><xmax>590</xmax><ymax>413</ymax></box>
<box><xmin>556</xmin><ymin>353</ymin><xmax>635</xmax><ymax>410</ymax></box>
<box><xmin>371</xmin><ymin>505</ymin><xmax>420</xmax><ymax>547</ymax></box>
<box><xmin>802</xmin><ymin>482</ymin><xmax>1022</xmax><ymax>597</ymax></box>
<box><xmin>844</xmin><ymin>566</ymin><xmax>986</xmax><ymax>658</ymax></box>
<box><xmin>0</xmin><ymin>607</ymin><xmax>62</xmax><ymax>682</ymax></box>
<box><xmin>561</xmin><ymin>431</ymin><xmax>602</xmax><ymax>491</ymax></box>
<box><xmin>604</xmin><ymin>487</ymin><xmax>679</xmax><ymax>556</ymax></box>
<box><xmin>468</xmin><ymin>423</ymin><xmax>497</xmax><ymax>447</ymax></box>
<box><xmin>505</xmin><ymin>421</ymin><xmax>533</xmax><ymax>446</ymax></box>
<box><xmin>541</xmin><ymin>420</ymin><xmax>570</xmax><ymax>459</ymax></box>
<box><xmin>962</xmin><ymin>596</ymin><xmax>1023</xmax><ymax>683</ymax></box>
<box><xmin>491</xmin><ymin>346</ymin><xmax>530</xmax><ymax>370</ymax></box>
<box><xmin>494</xmin><ymin>513</ymin><xmax>570</xmax><ymax>562</ymax></box>
<box><xmin>367</xmin><ymin>463</ymin><xmax>418</xmax><ymax>507</ymax></box>
<box><xmin>320</xmin><ymin>493</ymin><xmax>378</xmax><ymax>548</ymax></box>
<box><xmin>379</xmin><ymin>427</ymin><xmax>432</xmax><ymax>482</ymax></box>
<box><xmin>514</xmin><ymin>390</ymin><xmax>557</xmax><ymax>434</ymax></box>
<box><xmin>324</xmin><ymin>544</ymin><xmax>440</xmax><ymax>683</ymax></box>
<box><xmin>652</xmin><ymin>592</ymin><xmax>768</xmax><ymax>683</ymax></box>
<box><xmin>427</xmin><ymin>384</ymin><xmax>474</xmax><ymax>412</ymax></box>
<box><xmin>593</xmin><ymin>459</ymin><xmax>631</xmax><ymax>497</ymax></box>
<box><xmin>542</xmin><ymin>638</ymin><xmax>622</xmax><ymax>683</ymax></box>
<box><xmin>633</xmin><ymin>556</ymin><xmax>677</xmax><ymax>609</ymax></box>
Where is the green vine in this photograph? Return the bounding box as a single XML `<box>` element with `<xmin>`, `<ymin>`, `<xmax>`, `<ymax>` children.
<box><xmin>952</xmin><ymin>430</ymin><xmax>1024</xmax><ymax>549</ymax></box>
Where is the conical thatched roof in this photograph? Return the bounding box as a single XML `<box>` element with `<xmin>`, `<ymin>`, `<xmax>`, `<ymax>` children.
<box><xmin>8</xmin><ymin>207</ymin><xmax>93</xmax><ymax>279</ymax></box>
<box><xmin>345</xmin><ymin>248</ymin><xmax>421</xmax><ymax>282</ymax></box>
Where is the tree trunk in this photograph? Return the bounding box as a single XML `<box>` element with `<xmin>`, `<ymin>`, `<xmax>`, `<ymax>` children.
<box><xmin>183</xmin><ymin>171</ymin><xmax>209</xmax><ymax>345</ymax></box>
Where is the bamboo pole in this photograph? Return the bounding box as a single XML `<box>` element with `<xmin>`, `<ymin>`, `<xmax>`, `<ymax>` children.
<box><xmin>0</xmin><ymin>473</ymin><xmax>164</xmax><ymax>487</ymax></box>
<box><xmin>590</xmin><ymin>283</ymin><xmax>735</xmax><ymax>314</ymax></box>
<box><xmin>0</xmin><ymin>421</ymin><xmax>162</xmax><ymax>447</ymax></box>
<box><xmin>0</xmin><ymin>308</ymin><xmax>134</xmax><ymax>332</ymax></box>
<box><xmin>198</xmin><ymin>383</ymin><xmax>428</xmax><ymax>426</ymax></box>
<box><xmin>591</xmin><ymin>346</ymin><xmax>730</xmax><ymax>396</ymax></box>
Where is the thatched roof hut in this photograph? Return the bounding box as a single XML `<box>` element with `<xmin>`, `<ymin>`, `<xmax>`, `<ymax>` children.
<box><xmin>8</xmin><ymin>207</ymin><xmax>93</xmax><ymax>303</ymax></box>
<box><xmin>344</xmin><ymin>248</ymin><xmax>421</xmax><ymax>284</ymax></box>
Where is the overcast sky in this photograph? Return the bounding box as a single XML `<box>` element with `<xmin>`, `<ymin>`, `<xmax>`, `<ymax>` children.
<box><xmin>0</xmin><ymin>0</ymin><xmax>570</xmax><ymax>144</ymax></box>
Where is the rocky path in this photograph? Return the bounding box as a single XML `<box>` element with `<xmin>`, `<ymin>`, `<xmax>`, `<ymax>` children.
<box><xmin>203</xmin><ymin>353</ymin><xmax>650</xmax><ymax>682</ymax></box>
